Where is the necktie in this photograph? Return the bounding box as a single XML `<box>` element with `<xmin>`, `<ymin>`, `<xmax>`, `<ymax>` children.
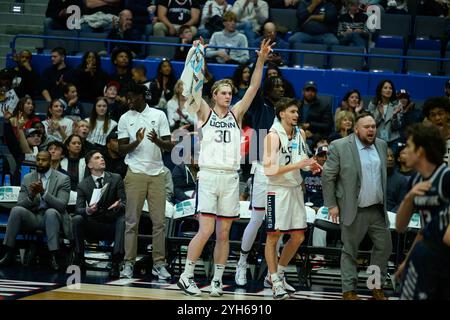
<box><xmin>97</xmin><ymin>177</ymin><xmax>103</xmax><ymax>188</ymax></box>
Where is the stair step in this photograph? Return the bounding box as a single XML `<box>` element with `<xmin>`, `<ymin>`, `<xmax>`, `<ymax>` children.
<box><xmin>0</xmin><ymin>13</ymin><xmax>45</xmax><ymax>26</ymax></box>
<box><xmin>0</xmin><ymin>24</ymin><xmax>44</xmax><ymax>35</ymax></box>
<box><xmin>0</xmin><ymin>34</ymin><xmax>44</xmax><ymax>49</ymax></box>
<box><xmin>0</xmin><ymin>2</ymin><xmax>47</xmax><ymax>15</ymax></box>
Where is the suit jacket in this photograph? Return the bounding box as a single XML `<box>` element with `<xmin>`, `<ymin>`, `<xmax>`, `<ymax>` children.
<box><xmin>322</xmin><ymin>134</ymin><xmax>388</xmax><ymax>226</ymax></box>
<box><xmin>17</xmin><ymin>169</ymin><xmax>72</xmax><ymax>238</ymax></box>
<box><xmin>75</xmin><ymin>171</ymin><xmax>126</xmax><ymax>223</ymax></box>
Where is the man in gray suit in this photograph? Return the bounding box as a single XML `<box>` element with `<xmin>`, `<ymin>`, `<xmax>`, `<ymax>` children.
<box><xmin>72</xmin><ymin>150</ymin><xmax>126</xmax><ymax>278</ymax></box>
<box><xmin>322</xmin><ymin>111</ymin><xmax>393</xmax><ymax>300</ymax></box>
<box><xmin>0</xmin><ymin>151</ymin><xmax>71</xmax><ymax>271</ymax></box>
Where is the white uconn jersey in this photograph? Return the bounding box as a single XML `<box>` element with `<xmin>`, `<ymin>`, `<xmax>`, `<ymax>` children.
<box><xmin>198</xmin><ymin>109</ymin><xmax>241</xmax><ymax>171</ymax></box>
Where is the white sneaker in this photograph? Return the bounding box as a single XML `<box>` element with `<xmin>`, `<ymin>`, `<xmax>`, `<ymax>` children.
<box><xmin>263</xmin><ymin>273</ymin><xmax>272</xmax><ymax>288</ymax></box>
<box><xmin>177</xmin><ymin>273</ymin><xmax>201</xmax><ymax>296</ymax></box>
<box><xmin>152</xmin><ymin>263</ymin><xmax>171</xmax><ymax>280</ymax></box>
<box><xmin>120</xmin><ymin>261</ymin><xmax>134</xmax><ymax>279</ymax></box>
<box><xmin>272</xmin><ymin>280</ymin><xmax>289</xmax><ymax>300</ymax></box>
<box><xmin>209</xmin><ymin>280</ymin><xmax>223</xmax><ymax>297</ymax></box>
<box><xmin>279</xmin><ymin>273</ymin><xmax>296</xmax><ymax>294</ymax></box>
<box><xmin>235</xmin><ymin>262</ymin><xmax>248</xmax><ymax>286</ymax></box>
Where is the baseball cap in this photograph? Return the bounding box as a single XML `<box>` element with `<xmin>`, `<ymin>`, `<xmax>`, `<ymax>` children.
<box><xmin>25</xmin><ymin>128</ymin><xmax>40</xmax><ymax>138</ymax></box>
<box><xmin>397</xmin><ymin>89</ymin><xmax>410</xmax><ymax>99</ymax></box>
<box><xmin>104</xmin><ymin>80</ymin><xmax>121</xmax><ymax>93</ymax></box>
<box><xmin>303</xmin><ymin>81</ymin><xmax>317</xmax><ymax>91</ymax></box>
<box><xmin>106</xmin><ymin>131</ymin><xmax>118</xmax><ymax>144</ymax></box>
<box><xmin>315</xmin><ymin>146</ymin><xmax>328</xmax><ymax>156</ymax></box>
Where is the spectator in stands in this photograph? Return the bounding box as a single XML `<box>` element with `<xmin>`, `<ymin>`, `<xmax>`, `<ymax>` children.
<box><xmin>104</xmin><ymin>81</ymin><xmax>127</xmax><ymax>123</ymax></box>
<box><xmin>328</xmin><ymin>109</ymin><xmax>355</xmax><ymax>142</ymax></box>
<box><xmin>153</xmin><ymin>0</ymin><xmax>200</xmax><ymax>36</ymax></box>
<box><xmin>2</xmin><ymin>96</ymin><xmax>40</xmax><ymax>140</ymax></box>
<box><xmin>206</xmin><ymin>11</ymin><xmax>250</xmax><ymax>64</ymax></box>
<box><xmin>45</xmin><ymin>0</ymin><xmax>83</xmax><ymax>31</ymax></box>
<box><xmin>47</xmin><ymin>140</ymin><xmax>68</xmax><ymax>174</ymax></box>
<box><xmin>131</xmin><ymin>65</ymin><xmax>161</xmax><ymax>107</ymax></box>
<box><xmin>104</xmin><ymin>131</ymin><xmax>127</xmax><ymax>179</ymax></box>
<box><xmin>174</xmin><ymin>25</ymin><xmax>195</xmax><ymax>61</ymax></box>
<box><xmin>417</xmin><ymin>0</ymin><xmax>448</xmax><ymax>17</ymax></box>
<box><xmin>422</xmin><ymin>96</ymin><xmax>450</xmax><ymax>166</ymax></box>
<box><xmin>268</xmin><ymin>0</ymin><xmax>300</xmax><ymax>8</ymax></box>
<box><xmin>262</xmin><ymin>76</ymin><xmax>285</xmax><ymax>110</ymax></box>
<box><xmin>198</xmin><ymin>0</ymin><xmax>232</xmax><ymax>40</ymax></box>
<box><xmin>264</xmin><ymin>62</ymin><xmax>295</xmax><ymax>98</ymax></box>
<box><xmin>252</xmin><ymin>21</ymin><xmax>289</xmax><ymax>66</ymax></box>
<box><xmin>396</xmin><ymin>89</ymin><xmax>423</xmax><ymax>141</ymax></box>
<box><xmin>74</xmin><ymin>51</ymin><xmax>109</xmax><ymax>103</ymax></box>
<box><xmin>386</xmin><ymin>146</ymin><xmax>408</xmax><ymax>212</ymax></box>
<box><xmin>81</xmin><ymin>0</ymin><xmax>124</xmax><ymax>32</ymax></box>
<box><xmin>337</xmin><ymin>0</ymin><xmax>369</xmax><ymax>48</ymax></box>
<box><xmin>74</xmin><ymin>119</ymin><xmax>95</xmax><ymax>153</ymax></box>
<box><xmin>334</xmin><ymin>89</ymin><xmax>363</xmax><ymax>121</ymax></box>
<box><xmin>385</xmin><ymin>0</ymin><xmax>408</xmax><ymax>14</ymax></box>
<box><xmin>367</xmin><ymin>79</ymin><xmax>403</xmax><ymax>152</ymax></box>
<box><xmin>166</xmin><ymin>80</ymin><xmax>196</xmax><ymax>131</ymax></box>
<box><xmin>171</xmin><ymin>144</ymin><xmax>198</xmax><ymax>203</ymax></box>
<box><xmin>289</xmin><ymin>0</ymin><xmax>339</xmax><ymax>47</ymax></box>
<box><xmin>61</xmin><ymin>134</ymin><xmax>87</xmax><ymax>190</ymax></box>
<box><xmin>72</xmin><ymin>150</ymin><xmax>126</xmax><ymax>278</ymax></box>
<box><xmin>303</xmin><ymin>145</ymin><xmax>328</xmax><ymax>208</ymax></box>
<box><xmin>299</xmin><ymin>81</ymin><xmax>334</xmax><ymax>142</ymax></box>
<box><xmin>232</xmin><ymin>63</ymin><xmax>251</xmax><ymax>102</ymax></box>
<box><xmin>153</xmin><ymin>59</ymin><xmax>177</xmax><ymax>109</ymax></box>
<box><xmin>59</xmin><ymin>83</ymin><xmax>87</xmax><ymax>122</ymax></box>
<box><xmin>109</xmin><ymin>48</ymin><xmax>134</xmax><ymax>99</ymax></box>
<box><xmin>0</xmin><ymin>68</ymin><xmax>19</xmax><ymax>115</ymax></box>
<box><xmin>43</xmin><ymin>99</ymin><xmax>74</xmax><ymax>142</ymax></box>
<box><xmin>232</xmin><ymin>0</ymin><xmax>269</xmax><ymax>45</ymax></box>
<box><xmin>41</xmin><ymin>47</ymin><xmax>75</xmax><ymax>102</ymax></box>
<box><xmin>311</xmin><ymin>136</ymin><xmax>328</xmax><ymax>154</ymax></box>
<box><xmin>107</xmin><ymin>9</ymin><xmax>144</xmax><ymax>57</ymax></box>
<box><xmin>396</xmin><ymin>143</ymin><xmax>415</xmax><ymax>177</ymax></box>
<box><xmin>32</xmin><ymin>121</ymin><xmax>51</xmax><ymax>151</ymax></box>
<box><xmin>125</xmin><ymin>0</ymin><xmax>156</xmax><ymax>35</ymax></box>
<box><xmin>12</xmin><ymin>50</ymin><xmax>40</xmax><ymax>98</ymax></box>
<box><xmin>0</xmin><ymin>151</ymin><xmax>71</xmax><ymax>270</ymax></box>
<box><xmin>86</xmin><ymin>97</ymin><xmax>118</xmax><ymax>152</ymax></box>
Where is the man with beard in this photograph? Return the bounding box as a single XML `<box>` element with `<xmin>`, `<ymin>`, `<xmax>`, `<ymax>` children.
<box><xmin>422</xmin><ymin>97</ymin><xmax>450</xmax><ymax>166</ymax></box>
<box><xmin>0</xmin><ymin>151</ymin><xmax>71</xmax><ymax>271</ymax></box>
<box><xmin>322</xmin><ymin>111</ymin><xmax>392</xmax><ymax>300</ymax></box>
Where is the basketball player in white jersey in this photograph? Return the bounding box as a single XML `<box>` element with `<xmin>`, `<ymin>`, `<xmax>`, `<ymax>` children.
<box><xmin>177</xmin><ymin>39</ymin><xmax>274</xmax><ymax>297</ymax></box>
<box><xmin>263</xmin><ymin>98</ymin><xmax>321</xmax><ymax>299</ymax></box>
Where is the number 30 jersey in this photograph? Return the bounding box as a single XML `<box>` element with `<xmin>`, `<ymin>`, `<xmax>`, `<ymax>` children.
<box><xmin>198</xmin><ymin>109</ymin><xmax>242</xmax><ymax>171</ymax></box>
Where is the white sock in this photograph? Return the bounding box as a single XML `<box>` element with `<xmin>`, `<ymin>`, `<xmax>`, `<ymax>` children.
<box><xmin>238</xmin><ymin>252</ymin><xmax>249</xmax><ymax>265</ymax></box>
<box><xmin>184</xmin><ymin>259</ymin><xmax>196</xmax><ymax>278</ymax></box>
<box><xmin>278</xmin><ymin>264</ymin><xmax>287</xmax><ymax>277</ymax></box>
<box><xmin>271</xmin><ymin>272</ymin><xmax>280</xmax><ymax>284</ymax></box>
<box><xmin>213</xmin><ymin>264</ymin><xmax>225</xmax><ymax>282</ymax></box>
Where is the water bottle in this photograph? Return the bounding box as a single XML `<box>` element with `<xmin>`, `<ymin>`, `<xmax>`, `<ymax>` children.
<box><xmin>3</xmin><ymin>174</ymin><xmax>11</xmax><ymax>186</ymax></box>
<box><xmin>321</xmin><ymin>206</ymin><xmax>329</xmax><ymax>219</ymax></box>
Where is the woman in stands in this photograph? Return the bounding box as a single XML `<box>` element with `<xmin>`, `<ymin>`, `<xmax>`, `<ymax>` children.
<box><xmin>74</xmin><ymin>51</ymin><xmax>109</xmax><ymax>103</ymax></box>
<box><xmin>153</xmin><ymin>59</ymin><xmax>177</xmax><ymax>109</ymax></box>
<box><xmin>367</xmin><ymin>79</ymin><xmax>403</xmax><ymax>152</ymax></box>
<box><xmin>42</xmin><ymin>99</ymin><xmax>74</xmax><ymax>143</ymax></box>
<box><xmin>232</xmin><ymin>63</ymin><xmax>251</xmax><ymax>103</ymax></box>
<box><xmin>85</xmin><ymin>97</ymin><xmax>117</xmax><ymax>153</ymax></box>
<box><xmin>61</xmin><ymin>134</ymin><xmax>86</xmax><ymax>191</ymax></box>
<box><xmin>334</xmin><ymin>89</ymin><xmax>363</xmax><ymax>121</ymax></box>
<box><xmin>2</xmin><ymin>96</ymin><xmax>40</xmax><ymax>139</ymax></box>
<box><xmin>328</xmin><ymin>110</ymin><xmax>355</xmax><ymax>142</ymax></box>
<box><xmin>166</xmin><ymin>80</ymin><xmax>197</xmax><ymax>131</ymax></box>
<box><xmin>264</xmin><ymin>62</ymin><xmax>295</xmax><ymax>98</ymax></box>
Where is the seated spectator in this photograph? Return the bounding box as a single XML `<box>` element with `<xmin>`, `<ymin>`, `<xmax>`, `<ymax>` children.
<box><xmin>31</xmin><ymin>121</ymin><xmax>51</xmax><ymax>151</ymax></box>
<box><xmin>311</xmin><ymin>136</ymin><xmax>328</xmax><ymax>155</ymax></box>
<box><xmin>337</xmin><ymin>0</ymin><xmax>369</xmax><ymax>48</ymax></box>
<box><xmin>166</xmin><ymin>80</ymin><xmax>197</xmax><ymax>131</ymax></box>
<box><xmin>0</xmin><ymin>68</ymin><xmax>19</xmax><ymax>114</ymax></box>
<box><xmin>2</xmin><ymin>96</ymin><xmax>40</xmax><ymax>139</ymax></box>
<box><xmin>417</xmin><ymin>0</ymin><xmax>448</xmax><ymax>17</ymax></box>
<box><xmin>153</xmin><ymin>59</ymin><xmax>177</xmax><ymax>109</ymax></box>
<box><xmin>153</xmin><ymin>0</ymin><xmax>200</xmax><ymax>36</ymax></box>
<box><xmin>131</xmin><ymin>65</ymin><xmax>160</xmax><ymax>107</ymax></box>
<box><xmin>59</xmin><ymin>83</ymin><xmax>87</xmax><ymax>122</ymax></box>
<box><xmin>396</xmin><ymin>143</ymin><xmax>415</xmax><ymax>177</ymax></box>
<box><xmin>198</xmin><ymin>0</ymin><xmax>232</xmax><ymax>40</ymax></box>
<box><xmin>264</xmin><ymin>62</ymin><xmax>295</xmax><ymax>98</ymax></box>
<box><xmin>86</xmin><ymin>97</ymin><xmax>118</xmax><ymax>152</ymax></box>
<box><xmin>45</xmin><ymin>0</ymin><xmax>83</xmax><ymax>31</ymax></box>
<box><xmin>104</xmin><ymin>131</ymin><xmax>127</xmax><ymax>178</ymax></box>
<box><xmin>171</xmin><ymin>147</ymin><xmax>198</xmax><ymax>204</ymax></box>
<box><xmin>252</xmin><ymin>21</ymin><xmax>289</xmax><ymax>66</ymax></box>
<box><xmin>43</xmin><ymin>99</ymin><xmax>74</xmax><ymax>142</ymax></box>
<box><xmin>109</xmin><ymin>48</ymin><xmax>134</xmax><ymax>99</ymax></box>
<box><xmin>80</xmin><ymin>0</ymin><xmax>123</xmax><ymax>32</ymax></box>
<box><xmin>41</xmin><ymin>47</ymin><xmax>75</xmax><ymax>102</ymax></box>
<box><xmin>107</xmin><ymin>9</ymin><xmax>144</xmax><ymax>57</ymax></box>
<box><xmin>367</xmin><ymin>79</ymin><xmax>403</xmax><ymax>151</ymax></box>
<box><xmin>47</xmin><ymin>140</ymin><xmax>69</xmax><ymax>175</ymax></box>
<box><xmin>385</xmin><ymin>0</ymin><xmax>408</xmax><ymax>14</ymax></box>
<box><xmin>334</xmin><ymin>89</ymin><xmax>363</xmax><ymax>121</ymax></box>
<box><xmin>289</xmin><ymin>0</ymin><xmax>339</xmax><ymax>47</ymax></box>
<box><xmin>72</xmin><ymin>150</ymin><xmax>126</xmax><ymax>278</ymax></box>
<box><xmin>206</xmin><ymin>11</ymin><xmax>250</xmax><ymax>64</ymax></box>
<box><xmin>232</xmin><ymin>0</ymin><xmax>269</xmax><ymax>45</ymax></box>
<box><xmin>328</xmin><ymin>110</ymin><xmax>355</xmax><ymax>142</ymax></box>
<box><xmin>396</xmin><ymin>89</ymin><xmax>423</xmax><ymax>141</ymax></box>
<box><xmin>232</xmin><ymin>63</ymin><xmax>251</xmax><ymax>102</ymax></box>
<box><xmin>302</xmin><ymin>145</ymin><xmax>328</xmax><ymax>209</ymax></box>
<box><xmin>174</xmin><ymin>25</ymin><xmax>195</xmax><ymax>61</ymax></box>
<box><xmin>75</xmin><ymin>119</ymin><xmax>95</xmax><ymax>153</ymax></box>
<box><xmin>386</xmin><ymin>147</ymin><xmax>408</xmax><ymax>212</ymax></box>
<box><xmin>12</xmin><ymin>50</ymin><xmax>40</xmax><ymax>98</ymax></box>
<box><xmin>422</xmin><ymin>96</ymin><xmax>450</xmax><ymax>166</ymax></box>
<box><xmin>125</xmin><ymin>0</ymin><xmax>156</xmax><ymax>35</ymax></box>
<box><xmin>61</xmin><ymin>134</ymin><xmax>87</xmax><ymax>190</ymax></box>
<box><xmin>299</xmin><ymin>81</ymin><xmax>334</xmax><ymax>142</ymax></box>
<box><xmin>73</xmin><ymin>51</ymin><xmax>109</xmax><ymax>103</ymax></box>
<box><xmin>0</xmin><ymin>151</ymin><xmax>71</xmax><ymax>271</ymax></box>
<box><xmin>104</xmin><ymin>81</ymin><xmax>127</xmax><ymax>123</ymax></box>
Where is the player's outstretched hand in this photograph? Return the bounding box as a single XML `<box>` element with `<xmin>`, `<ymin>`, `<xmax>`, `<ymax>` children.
<box><xmin>256</xmin><ymin>38</ymin><xmax>276</xmax><ymax>62</ymax></box>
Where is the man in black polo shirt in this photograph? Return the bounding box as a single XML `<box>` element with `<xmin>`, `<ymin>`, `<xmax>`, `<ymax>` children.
<box><xmin>153</xmin><ymin>0</ymin><xmax>200</xmax><ymax>36</ymax></box>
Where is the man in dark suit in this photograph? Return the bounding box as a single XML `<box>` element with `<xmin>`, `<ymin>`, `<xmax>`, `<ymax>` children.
<box><xmin>0</xmin><ymin>151</ymin><xmax>71</xmax><ymax>271</ymax></box>
<box><xmin>322</xmin><ymin>112</ymin><xmax>393</xmax><ymax>300</ymax></box>
<box><xmin>72</xmin><ymin>150</ymin><xmax>126</xmax><ymax>278</ymax></box>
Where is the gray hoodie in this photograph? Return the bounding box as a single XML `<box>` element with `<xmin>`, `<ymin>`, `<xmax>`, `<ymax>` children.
<box><xmin>206</xmin><ymin>30</ymin><xmax>249</xmax><ymax>64</ymax></box>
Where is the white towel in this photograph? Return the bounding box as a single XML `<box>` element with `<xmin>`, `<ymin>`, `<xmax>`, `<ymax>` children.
<box><xmin>269</xmin><ymin>121</ymin><xmax>308</xmax><ymax>166</ymax></box>
<box><xmin>180</xmin><ymin>44</ymin><xmax>206</xmax><ymax>115</ymax></box>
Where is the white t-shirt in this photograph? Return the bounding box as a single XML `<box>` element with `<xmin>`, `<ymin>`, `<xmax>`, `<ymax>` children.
<box><xmin>43</xmin><ymin>117</ymin><xmax>74</xmax><ymax>142</ymax></box>
<box><xmin>85</xmin><ymin>118</ymin><xmax>118</xmax><ymax>146</ymax></box>
<box><xmin>117</xmin><ymin>105</ymin><xmax>171</xmax><ymax>176</ymax></box>
<box><xmin>166</xmin><ymin>99</ymin><xmax>197</xmax><ymax>128</ymax></box>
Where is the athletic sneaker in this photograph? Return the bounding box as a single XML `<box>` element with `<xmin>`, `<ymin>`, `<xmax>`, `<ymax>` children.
<box><xmin>263</xmin><ymin>273</ymin><xmax>272</xmax><ymax>288</ymax></box>
<box><xmin>177</xmin><ymin>273</ymin><xmax>201</xmax><ymax>296</ymax></box>
<box><xmin>235</xmin><ymin>262</ymin><xmax>248</xmax><ymax>286</ymax></box>
<box><xmin>209</xmin><ymin>280</ymin><xmax>223</xmax><ymax>297</ymax></box>
<box><xmin>152</xmin><ymin>263</ymin><xmax>171</xmax><ymax>280</ymax></box>
<box><xmin>120</xmin><ymin>261</ymin><xmax>134</xmax><ymax>279</ymax></box>
<box><xmin>272</xmin><ymin>280</ymin><xmax>289</xmax><ymax>300</ymax></box>
<box><xmin>279</xmin><ymin>273</ymin><xmax>296</xmax><ymax>294</ymax></box>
